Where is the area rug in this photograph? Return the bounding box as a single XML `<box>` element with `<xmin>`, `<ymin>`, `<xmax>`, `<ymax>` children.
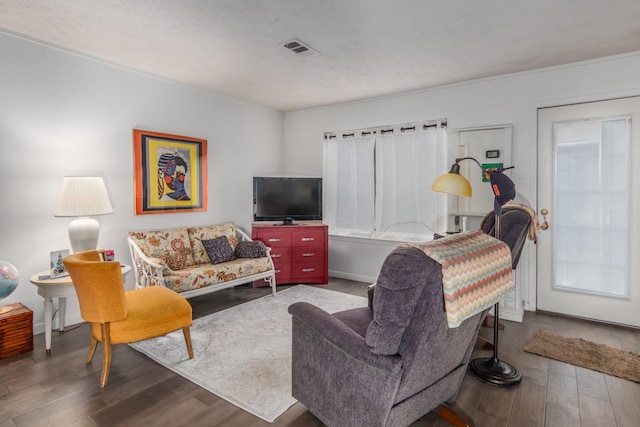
<box><xmin>524</xmin><ymin>330</ymin><xmax>640</xmax><ymax>383</ymax></box>
<box><xmin>129</xmin><ymin>285</ymin><xmax>367</xmax><ymax>422</ymax></box>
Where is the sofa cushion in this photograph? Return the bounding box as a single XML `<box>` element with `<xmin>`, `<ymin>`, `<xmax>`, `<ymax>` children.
<box><xmin>202</xmin><ymin>236</ymin><xmax>236</xmax><ymax>264</ymax></box>
<box><xmin>234</xmin><ymin>240</ymin><xmax>267</xmax><ymax>258</ymax></box>
<box><xmin>188</xmin><ymin>224</ymin><xmax>239</xmax><ymax>264</ymax></box>
<box><xmin>161</xmin><ymin>257</ymin><xmax>273</xmax><ymax>293</ymax></box>
<box><xmin>128</xmin><ymin>227</ymin><xmax>195</xmax><ymax>271</ymax></box>
<box><xmin>149</xmin><ymin>257</ymin><xmax>172</xmax><ymax>274</ymax></box>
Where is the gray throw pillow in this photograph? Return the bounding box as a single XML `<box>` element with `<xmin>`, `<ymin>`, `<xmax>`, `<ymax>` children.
<box><xmin>202</xmin><ymin>236</ymin><xmax>236</xmax><ymax>264</ymax></box>
<box><xmin>234</xmin><ymin>240</ymin><xmax>267</xmax><ymax>258</ymax></box>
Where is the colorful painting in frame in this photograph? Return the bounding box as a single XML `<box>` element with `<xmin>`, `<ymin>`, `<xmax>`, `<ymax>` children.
<box><xmin>134</xmin><ymin>129</ymin><xmax>207</xmax><ymax>215</ymax></box>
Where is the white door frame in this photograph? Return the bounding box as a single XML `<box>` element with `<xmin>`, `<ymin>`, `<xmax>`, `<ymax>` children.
<box><xmin>526</xmin><ymin>88</ymin><xmax>640</xmax><ymax>314</ymax></box>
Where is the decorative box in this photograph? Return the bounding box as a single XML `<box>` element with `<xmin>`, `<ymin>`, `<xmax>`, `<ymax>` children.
<box><xmin>0</xmin><ymin>303</ymin><xmax>34</xmax><ymax>359</ymax></box>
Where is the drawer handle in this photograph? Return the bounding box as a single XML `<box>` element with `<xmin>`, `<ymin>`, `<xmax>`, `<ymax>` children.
<box><xmin>302</xmin><ymin>253</ymin><xmax>315</xmax><ymax>257</ymax></box>
<box><xmin>268</xmin><ymin>238</ymin><xmax>281</xmax><ymax>242</ymax></box>
<box><xmin>275</xmin><ymin>269</ymin><xmax>282</xmax><ymax>274</ymax></box>
<box><xmin>271</xmin><ymin>254</ymin><xmax>281</xmax><ymax>258</ymax></box>
<box><xmin>302</xmin><ymin>268</ymin><xmax>316</xmax><ymax>273</ymax></box>
<box><xmin>301</xmin><ymin>237</ymin><xmax>315</xmax><ymax>242</ymax></box>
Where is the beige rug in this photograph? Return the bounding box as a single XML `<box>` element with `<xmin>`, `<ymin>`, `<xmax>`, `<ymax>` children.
<box><xmin>129</xmin><ymin>285</ymin><xmax>367</xmax><ymax>422</ymax></box>
<box><xmin>524</xmin><ymin>330</ymin><xmax>640</xmax><ymax>383</ymax></box>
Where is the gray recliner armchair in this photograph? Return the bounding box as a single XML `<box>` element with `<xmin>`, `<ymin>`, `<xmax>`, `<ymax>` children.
<box><xmin>288</xmin><ymin>245</ymin><xmax>487</xmax><ymax>427</ymax></box>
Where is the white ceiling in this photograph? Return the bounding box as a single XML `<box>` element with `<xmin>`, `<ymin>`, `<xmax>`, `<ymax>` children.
<box><xmin>2</xmin><ymin>0</ymin><xmax>640</xmax><ymax>112</ymax></box>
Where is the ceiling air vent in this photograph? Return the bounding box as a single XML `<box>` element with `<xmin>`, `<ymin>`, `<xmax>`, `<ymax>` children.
<box><xmin>282</xmin><ymin>39</ymin><xmax>319</xmax><ymax>56</ymax></box>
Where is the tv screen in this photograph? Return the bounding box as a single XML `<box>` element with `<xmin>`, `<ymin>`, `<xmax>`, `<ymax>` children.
<box><xmin>253</xmin><ymin>177</ymin><xmax>322</xmax><ymax>222</ymax></box>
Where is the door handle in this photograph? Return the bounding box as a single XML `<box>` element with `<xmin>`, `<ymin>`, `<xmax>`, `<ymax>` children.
<box><xmin>540</xmin><ymin>208</ymin><xmax>549</xmax><ymax>230</ymax></box>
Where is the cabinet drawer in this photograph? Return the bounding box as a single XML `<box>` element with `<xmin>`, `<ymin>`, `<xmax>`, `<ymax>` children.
<box><xmin>273</xmin><ymin>263</ymin><xmax>291</xmax><ymax>282</ymax></box>
<box><xmin>269</xmin><ymin>247</ymin><xmax>291</xmax><ymax>263</ymax></box>
<box><xmin>292</xmin><ymin>245</ymin><xmax>324</xmax><ymax>263</ymax></box>
<box><xmin>292</xmin><ymin>261</ymin><xmax>325</xmax><ymax>278</ymax></box>
<box><xmin>291</xmin><ymin>229</ymin><xmax>325</xmax><ymax>246</ymax></box>
<box><xmin>253</xmin><ymin>223</ymin><xmax>327</xmax><ymax>286</ymax></box>
<box><xmin>255</xmin><ymin>231</ymin><xmax>291</xmax><ymax>248</ymax></box>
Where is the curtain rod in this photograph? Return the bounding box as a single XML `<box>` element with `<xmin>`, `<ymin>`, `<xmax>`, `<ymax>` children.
<box><xmin>325</xmin><ymin>119</ymin><xmax>447</xmax><ymax>140</ymax></box>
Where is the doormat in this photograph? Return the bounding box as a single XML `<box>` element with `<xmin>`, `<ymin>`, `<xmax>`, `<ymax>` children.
<box><xmin>524</xmin><ymin>330</ymin><xmax>640</xmax><ymax>383</ymax></box>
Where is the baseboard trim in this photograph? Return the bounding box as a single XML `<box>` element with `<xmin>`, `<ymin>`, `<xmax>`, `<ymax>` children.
<box><xmin>329</xmin><ymin>270</ymin><xmax>377</xmax><ymax>284</ymax></box>
<box><xmin>498</xmin><ymin>306</ymin><xmax>524</xmax><ymax>323</ymax></box>
<box><xmin>32</xmin><ymin>314</ymin><xmax>84</xmax><ymax>336</ymax></box>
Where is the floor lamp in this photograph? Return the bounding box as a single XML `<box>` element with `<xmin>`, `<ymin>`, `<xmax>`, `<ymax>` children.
<box><xmin>432</xmin><ymin>157</ymin><xmax>522</xmax><ymax>387</ymax></box>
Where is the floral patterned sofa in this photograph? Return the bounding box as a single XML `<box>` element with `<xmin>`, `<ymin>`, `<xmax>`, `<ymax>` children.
<box><xmin>127</xmin><ymin>223</ymin><xmax>276</xmax><ymax>298</ymax></box>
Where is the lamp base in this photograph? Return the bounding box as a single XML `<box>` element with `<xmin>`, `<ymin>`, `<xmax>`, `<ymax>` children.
<box><xmin>68</xmin><ymin>217</ymin><xmax>100</xmax><ymax>253</ymax></box>
<box><xmin>469</xmin><ymin>356</ymin><xmax>522</xmax><ymax>387</ymax></box>
<box><xmin>0</xmin><ymin>305</ymin><xmax>13</xmax><ymax>315</ymax></box>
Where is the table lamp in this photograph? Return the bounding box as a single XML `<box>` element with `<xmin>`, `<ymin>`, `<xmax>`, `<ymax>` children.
<box><xmin>432</xmin><ymin>157</ymin><xmax>522</xmax><ymax>387</ymax></box>
<box><xmin>54</xmin><ymin>176</ymin><xmax>113</xmax><ymax>253</ymax></box>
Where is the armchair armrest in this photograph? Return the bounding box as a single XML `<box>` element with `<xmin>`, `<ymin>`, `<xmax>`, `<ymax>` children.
<box><xmin>127</xmin><ymin>236</ymin><xmax>168</xmax><ymax>289</ymax></box>
<box><xmin>289</xmin><ymin>301</ymin><xmax>400</xmax><ymax>372</ymax></box>
<box><xmin>289</xmin><ymin>301</ymin><xmax>403</xmax><ymax>426</ymax></box>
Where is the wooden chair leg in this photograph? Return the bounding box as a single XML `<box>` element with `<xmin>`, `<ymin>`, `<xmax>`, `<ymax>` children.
<box><xmin>435</xmin><ymin>404</ymin><xmax>475</xmax><ymax>427</ymax></box>
<box><xmin>183</xmin><ymin>327</ymin><xmax>194</xmax><ymax>359</ymax></box>
<box><xmin>86</xmin><ymin>333</ymin><xmax>98</xmax><ymax>363</ymax></box>
<box><xmin>99</xmin><ymin>323</ymin><xmax>112</xmax><ymax>388</ymax></box>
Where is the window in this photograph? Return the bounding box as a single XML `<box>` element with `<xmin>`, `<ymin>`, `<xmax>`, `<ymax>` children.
<box><xmin>324</xmin><ymin>120</ymin><xmax>448</xmax><ymax>242</ymax></box>
<box><xmin>553</xmin><ymin>117</ymin><xmax>629</xmax><ymax>296</ymax></box>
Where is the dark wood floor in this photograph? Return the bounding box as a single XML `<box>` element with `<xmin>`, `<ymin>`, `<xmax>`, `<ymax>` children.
<box><xmin>1</xmin><ymin>279</ymin><xmax>639</xmax><ymax>427</ymax></box>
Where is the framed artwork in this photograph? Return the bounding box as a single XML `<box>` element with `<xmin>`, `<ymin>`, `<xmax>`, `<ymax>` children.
<box><xmin>133</xmin><ymin>129</ymin><xmax>208</xmax><ymax>215</ymax></box>
<box><xmin>481</xmin><ymin>163</ymin><xmax>503</xmax><ymax>182</ymax></box>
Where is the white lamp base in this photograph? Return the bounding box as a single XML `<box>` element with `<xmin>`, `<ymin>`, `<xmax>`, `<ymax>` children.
<box><xmin>68</xmin><ymin>217</ymin><xmax>100</xmax><ymax>253</ymax></box>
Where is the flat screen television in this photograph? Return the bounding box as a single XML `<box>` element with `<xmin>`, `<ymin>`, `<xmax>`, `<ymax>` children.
<box><xmin>253</xmin><ymin>176</ymin><xmax>322</xmax><ymax>223</ymax></box>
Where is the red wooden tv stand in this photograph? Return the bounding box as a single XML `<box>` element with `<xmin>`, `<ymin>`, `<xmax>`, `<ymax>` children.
<box><xmin>252</xmin><ymin>223</ymin><xmax>328</xmax><ymax>286</ymax></box>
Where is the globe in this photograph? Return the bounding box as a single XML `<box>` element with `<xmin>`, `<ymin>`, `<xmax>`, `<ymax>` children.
<box><xmin>0</xmin><ymin>260</ymin><xmax>19</xmax><ymax>314</ymax></box>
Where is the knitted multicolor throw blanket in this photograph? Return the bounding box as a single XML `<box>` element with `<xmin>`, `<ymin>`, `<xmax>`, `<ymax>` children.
<box><xmin>410</xmin><ymin>230</ymin><xmax>514</xmax><ymax>328</ymax></box>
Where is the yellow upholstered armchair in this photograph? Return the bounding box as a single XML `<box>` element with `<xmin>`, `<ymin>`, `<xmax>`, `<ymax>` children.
<box><xmin>63</xmin><ymin>250</ymin><xmax>194</xmax><ymax>387</ymax></box>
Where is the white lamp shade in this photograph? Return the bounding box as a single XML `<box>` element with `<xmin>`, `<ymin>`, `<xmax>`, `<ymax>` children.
<box><xmin>55</xmin><ymin>176</ymin><xmax>113</xmax><ymax>217</ymax></box>
<box><xmin>55</xmin><ymin>176</ymin><xmax>113</xmax><ymax>253</ymax></box>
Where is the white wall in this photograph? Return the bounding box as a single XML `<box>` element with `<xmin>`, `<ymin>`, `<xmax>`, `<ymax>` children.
<box><xmin>283</xmin><ymin>51</ymin><xmax>640</xmax><ymax>309</ymax></box>
<box><xmin>4</xmin><ymin>29</ymin><xmax>640</xmax><ymax>334</ymax></box>
<box><xmin>0</xmin><ymin>32</ymin><xmax>284</xmax><ymax>333</ymax></box>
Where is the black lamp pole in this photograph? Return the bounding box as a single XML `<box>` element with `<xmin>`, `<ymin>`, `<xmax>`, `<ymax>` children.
<box><xmin>432</xmin><ymin>160</ymin><xmax>522</xmax><ymax>387</ymax></box>
<box><xmin>469</xmin><ymin>169</ymin><xmax>522</xmax><ymax>387</ymax></box>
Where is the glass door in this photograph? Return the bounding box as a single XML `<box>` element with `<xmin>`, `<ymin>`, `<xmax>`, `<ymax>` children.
<box><xmin>537</xmin><ymin>97</ymin><xmax>640</xmax><ymax>327</ymax></box>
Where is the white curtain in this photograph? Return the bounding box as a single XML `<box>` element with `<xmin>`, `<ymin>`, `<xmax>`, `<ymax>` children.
<box><xmin>372</xmin><ymin>125</ymin><xmax>444</xmax><ymax>241</ymax></box>
<box><xmin>324</xmin><ymin>134</ymin><xmax>375</xmax><ymax>237</ymax></box>
<box><xmin>324</xmin><ymin>120</ymin><xmax>447</xmax><ymax>241</ymax></box>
